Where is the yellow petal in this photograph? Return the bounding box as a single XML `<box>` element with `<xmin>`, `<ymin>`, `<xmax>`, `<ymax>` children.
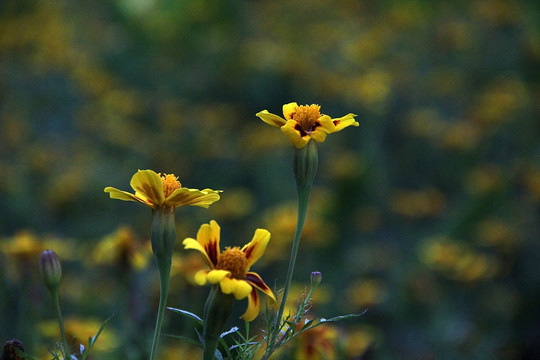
<box><xmin>241</xmin><ymin>288</ymin><xmax>260</xmax><ymax>321</ymax></box>
<box><xmin>331</xmin><ymin>113</ymin><xmax>359</xmax><ymax>131</ymax></box>
<box><xmin>207</xmin><ymin>269</ymin><xmax>230</xmax><ymax>284</ymax></box>
<box><xmin>104</xmin><ymin>187</ymin><xmax>152</xmax><ymax>206</ymax></box>
<box><xmin>182</xmin><ymin>238</ymin><xmax>213</xmax><ymax>267</ymax></box>
<box><xmin>194</xmin><ymin>270</ymin><xmax>210</xmax><ymax>285</ymax></box>
<box><xmin>318</xmin><ymin>115</ymin><xmax>335</xmax><ymax>133</ymax></box>
<box><xmin>130</xmin><ymin>170</ymin><xmax>165</xmax><ymax>206</ymax></box>
<box><xmin>256</xmin><ymin>110</ymin><xmax>287</xmax><ymax>128</ymax></box>
<box><xmin>219</xmin><ymin>277</ymin><xmax>252</xmax><ymax>300</ymax></box>
<box><xmin>242</xmin><ymin>229</ymin><xmax>270</xmax><ymax>269</ymax></box>
<box><xmin>281</xmin><ymin>120</ymin><xmax>309</xmax><ymax>148</ymax></box>
<box><xmin>309</xmin><ymin>127</ymin><xmax>328</xmax><ymax>143</ymax></box>
<box><xmin>282</xmin><ymin>102</ymin><xmax>299</xmax><ymax>120</ymax></box>
<box><xmin>165</xmin><ymin>188</ymin><xmax>221</xmax><ymax>208</ymax></box>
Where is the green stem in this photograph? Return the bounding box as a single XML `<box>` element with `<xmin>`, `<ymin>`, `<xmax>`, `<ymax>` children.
<box><xmin>149</xmin><ymin>258</ymin><xmax>172</xmax><ymax>360</ymax></box>
<box><xmin>149</xmin><ymin>210</ymin><xmax>176</xmax><ymax>360</ymax></box>
<box><xmin>52</xmin><ymin>290</ymin><xmax>71</xmax><ymax>359</ymax></box>
<box><xmin>202</xmin><ymin>286</ymin><xmax>235</xmax><ymax>360</ymax></box>
<box><xmin>264</xmin><ymin>184</ymin><xmax>311</xmax><ymax>359</ymax></box>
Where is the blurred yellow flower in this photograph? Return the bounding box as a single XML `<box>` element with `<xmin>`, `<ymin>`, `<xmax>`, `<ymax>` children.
<box><xmin>183</xmin><ymin>220</ymin><xmax>276</xmax><ymax>321</ymax></box>
<box><xmin>38</xmin><ymin>317</ymin><xmax>116</xmax><ymax>354</ymax></box>
<box><xmin>104</xmin><ymin>169</ymin><xmax>221</xmax><ymax>212</ymax></box>
<box><xmin>293</xmin><ymin>319</ymin><xmax>339</xmax><ymax>360</ymax></box>
<box><xmin>256</xmin><ymin>102</ymin><xmax>358</xmax><ymax>148</ymax></box>
<box><xmin>88</xmin><ymin>226</ymin><xmax>151</xmax><ymax>271</ymax></box>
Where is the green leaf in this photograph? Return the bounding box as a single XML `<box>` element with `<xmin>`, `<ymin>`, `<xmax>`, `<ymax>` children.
<box><xmin>81</xmin><ymin>313</ymin><xmax>114</xmax><ymax>360</ymax></box>
<box><xmin>167</xmin><ymin>307</ymin><xmax>204</xmax><ymax>325</ymax></box>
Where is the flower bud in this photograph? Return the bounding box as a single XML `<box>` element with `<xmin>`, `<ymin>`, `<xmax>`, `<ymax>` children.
<box><xmin>293</xmin><ymin>140</ymin><xmax>318</xmax><ymax>189</ymax></box>
<box><xmin>310</xmin><ymin>271</ymin><xmax>322</xmax><ymax>287</ymax></box>
<box><xmin>39</xmin><ymin>250</ymin><xmax>62</xmax><ymax>292</ymax></box>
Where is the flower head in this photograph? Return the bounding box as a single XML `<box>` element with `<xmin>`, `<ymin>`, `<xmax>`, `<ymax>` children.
<box><xmin>256</xmin><ymin>102</ymin><xmax>358</xmax><ymax>148</ymax></box>
<box><xmin>183</xmin><ymin>220</ymin><xmax>276</xmax><ymax>321</ymax></box>
<box><xmin>104</xmin><ymin>169</ymin><xmax>221</xmax><ymax>212</ymax></box>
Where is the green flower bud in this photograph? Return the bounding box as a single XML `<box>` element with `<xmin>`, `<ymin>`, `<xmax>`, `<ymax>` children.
<box><xmin>310</xmin><ymin>271</ymin><xmax>322</xmax><ymax>287</ymax></box>
<box><xmin>293</xmin><ymin>140</ymin><xmax>318</xmax><ymax>189</ymax></box>
<box><xmin>39</xmin><ymin>250</ymin><xmax>62</xmax><ymax>292</ymax></box>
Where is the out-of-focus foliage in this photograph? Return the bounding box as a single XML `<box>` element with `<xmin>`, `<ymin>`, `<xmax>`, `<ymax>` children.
<box><xmin>1</xmin><ymin>0</ymin><xmax>539</xmax><ymax>359</ymax></box>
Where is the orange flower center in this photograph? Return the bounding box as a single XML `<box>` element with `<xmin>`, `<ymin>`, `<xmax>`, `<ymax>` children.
<box><xmin>217</xmin><ymin>247</ymin><xmax>248</xmax><ymax>279</ymax></box>
<box><xmin>161</xmin><ymin>174</ymin><xmax>181</xmax><ymax>198</ymax></box>
<box><xmin>291</xmin><ymin>104</ymin><xmax>322</xmax><ymax>133</ymax></box>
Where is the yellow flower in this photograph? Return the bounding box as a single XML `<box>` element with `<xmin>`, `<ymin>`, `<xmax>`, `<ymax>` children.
<box><xmin>183</xmin><ymin>220</ymin><xmax>276</xmax><ymax>321</ymax></box>
<box><xmin>256</xmin><ymin>102</ymin><xmax>358</xmax><ymax>148</ymax></box>
<box><xmin>104</xmin><ymin>169</ymin><xmax>221</xmax><ymax>212</ymax></box>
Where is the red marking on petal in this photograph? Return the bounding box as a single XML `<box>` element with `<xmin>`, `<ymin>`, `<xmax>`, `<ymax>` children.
<box><xmin>246</xmin><ymin>272</ymin><xmax>270</xmax><ymax>292</ymax></box>
<box><xmin>205</xmin><ymin>240</ymin><xmax>219</xmax><ymax>267</ymax></box>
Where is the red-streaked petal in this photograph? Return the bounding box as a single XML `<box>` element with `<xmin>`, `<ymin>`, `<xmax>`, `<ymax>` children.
<box><xmin>182</xmin><ymin>238</ymin><xmax>213</xmax><ymax>268</ymax></box>
<box><xmin>246</xmin><ymin>272</ymin><xmax>276</xmax><ymax>303</ymax></box>
<box><xmin>198</xmin><ymin>220</ymin><xmax>221</xmax><ymax>267</ymax></box>
<box><xmin>241</xmin><ymin>288</ymin><xmax>260</xmax><ymax>322</ymax></box>
<box><xmin>242</xmin><ymin>229</ymin><xmax>270</xmax><ymax>269</ymax></box>
<box><xmin>130</xmin><ymin>170</ymin><xmax>165</xmax><ymax>206</ymax></box>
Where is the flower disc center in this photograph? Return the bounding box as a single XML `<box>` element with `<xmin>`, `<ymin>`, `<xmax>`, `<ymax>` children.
<box><xmin>217</xmin><ymin>247</ymin><xmax>248</xmax><ymax>279</ymax></box>
<box><xmin>161</xmin><ymin>174</ymin><xmax>181</xmax><ymax>198</ymax></box>
<box><xmin>291</xmin><ymin>104</ymin><xmax>322</xmax><ymax>133</ymax></box>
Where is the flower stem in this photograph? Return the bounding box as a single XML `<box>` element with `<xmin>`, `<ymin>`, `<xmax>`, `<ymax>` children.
<box><xmin>264</xmin><ymin>184</ymin><xmax>311</xmax><ymax>359</ymax></box>
<box><xmin>202</xmin><ymin>286</ymin><xmax>235</xmax><ymax>360</ymax></box>
<box><xmin>149</xmin><ymin>210</ymin><xmax>176</xmax><ymax>360</ymax></box>
<box><xmin>149</xmin><ymin>258</ymin><xmax>171</xmax><ymax>360</ymax></box>
<box><xmin>52</xmin><ymin>290</ymin><xmax>71</xmax><ymax>359</ymax></box>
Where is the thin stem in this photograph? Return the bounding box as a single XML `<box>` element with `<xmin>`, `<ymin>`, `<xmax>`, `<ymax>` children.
<box><xmin>149</xmin><ymin>259</ymin><xmax>171</xmax><ymax>360</ymax></box>
<box><xmin>148</xmin><ymin>210</ymin><xmax>176</xmax><ymax>360</ymax></box>
<box><xmin>52</xmin><ymin>290</ymin><xmax>71</xmax><ymax>359</ymax></box>
<box><xmin>263</xmin><ymin>184</ymin><xmax>311</xmax><ymax>359</ymax></box>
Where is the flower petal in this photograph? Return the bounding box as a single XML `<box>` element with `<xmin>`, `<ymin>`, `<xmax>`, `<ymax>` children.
<box><xmin>130</xmin><ymin>170</ymin><xmax>165</xmax><ymax>206</ymax></box>
<box><xmin>309</xmin><ymin>126</ymin><xmax>329</xmax><ymax>143</ymax></box>
<box><xmin>282</xmin><ymin>102</ymin><xmax>299</xmax><ymax>120</ymax></box>
<box><xmin>317</xmin><ymin>115</ymin><xmax>336</xmax><ymax>133</ymax></box>
<box><xmin>182</xmin><ymin>238</ymin><xmax>214</xmax><ymax>268</ymax></box>
<box><xmin>331</xmin><ymin>113</ymin><xmax>359</xmax><ymax>131</ymax></box>
<box><xmin>207</xmin><ymin>269</ymin><xmax>230</xmax><ymax>284</ymax></box>
<box><xmin>104</xmin><ymin>187</ymin><xmax>152</xmax><ymax>206</ymax></box>
<box><xmin>165</xmin><ymin>188</ymin><xmax>221</xmax><ymax>208</ymax></box>
<box><xmin>281</xmin><ymin>120</ymin><xmax>310</xmax><ymax>148</ymax></box>
<box><xmin>219</xmin><ymin>277</ymin><xmax>252</xmax><ymax>300</ymax></box>
<box><xmin>241</xmin><ymin>288</ymin><xmax>260</xmax><ymax>322</ymax></box>
<box><xmin>256</xmin><ymin>110</ymin><xmax>287</xmax><ymax>128</ymax></box>
<box><xmin>246</xmin><ymin>272</ymin><xmax>276</xmax><ymax>303</ymax></box>
<box><xmin>194</xmin><ymin>270</ymin><xmax>210</xmax><ymax>285</ymax></box>
<box><xmin>197</xmin><ymin>220</ymin><xmax>221</xmax><ymax>267</ymax></box>
<box><xmin>242</xmin><ymin>229</ymin><xmax>270</xmax><ymax>269</ymax></box>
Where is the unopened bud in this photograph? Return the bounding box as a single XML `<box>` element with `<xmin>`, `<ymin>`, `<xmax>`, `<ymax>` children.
<box><xmin>310</xmin><ymin>271</ymin><xmax>322</xmax><ymax>287</ymax></box>
<box><xmin>39</xmin><ymin>250</ymin><xmax>62</xmax><ymax>292</ymax></box>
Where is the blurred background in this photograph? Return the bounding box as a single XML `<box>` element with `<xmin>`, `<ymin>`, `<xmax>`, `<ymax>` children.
<box><xmin>1</xmin><ymin>0</ymin><xmax>539</xmax><ymax>359</ymax></box>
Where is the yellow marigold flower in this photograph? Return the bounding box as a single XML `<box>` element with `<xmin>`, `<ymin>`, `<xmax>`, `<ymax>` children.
<box><xmin>256</xmin><ymin>102</ymin><xmax>358</xmax><ymax>148</ymax></box>
<box><xmin>183</xmin><ymin>220</ymin><xmax>276</xmax><ymax>321</ymax></box>
<box><xmin>104</xmin><ymin>169</ymin><xmax>221</xmax><ymax>212</ymax></box>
